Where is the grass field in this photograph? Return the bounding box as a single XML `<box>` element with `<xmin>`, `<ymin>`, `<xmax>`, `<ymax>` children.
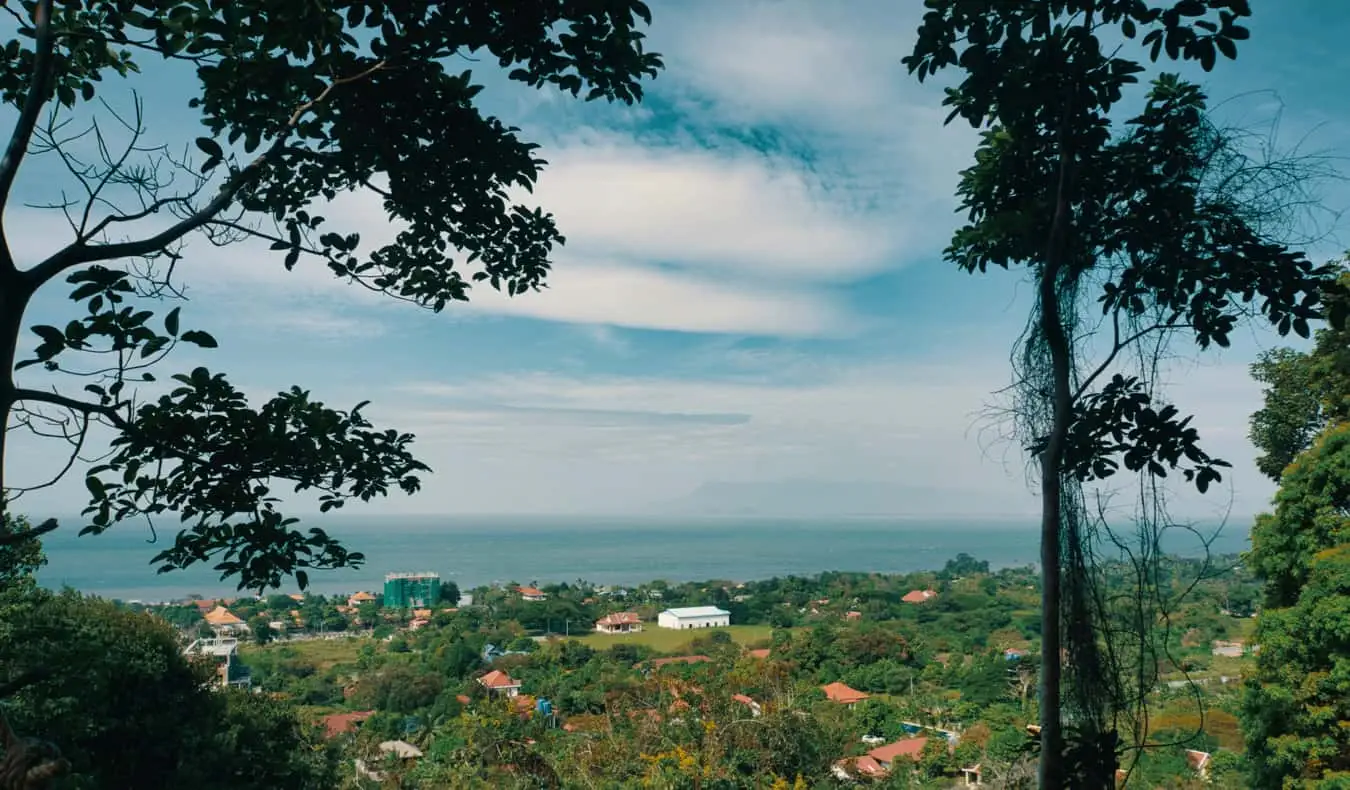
<box><xmin>241</xmin><ymin>636</ymin><xmax>369</xmax><ymax>669</ymax></box>
<box><xmin>567</xmin><ymin>624</ymin><xmax>772</xmax><ymax>653</ymax></box>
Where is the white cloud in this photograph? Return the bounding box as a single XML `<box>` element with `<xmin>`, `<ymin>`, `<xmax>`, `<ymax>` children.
<box><xmin>527</xmin><ymin>131</ymin><xmax>897</xmax><ymax>280</ymax></box>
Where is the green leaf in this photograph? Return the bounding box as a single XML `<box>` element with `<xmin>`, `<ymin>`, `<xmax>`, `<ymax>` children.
<box><xmin>181</xmin><ymin>330</ymin><xmax>218</xmax><ymax>348</ymax></box>
<box><xmin>195</xmin><ymin>137</ymin><xmax>223</xmax><ymax>160</ymax></box>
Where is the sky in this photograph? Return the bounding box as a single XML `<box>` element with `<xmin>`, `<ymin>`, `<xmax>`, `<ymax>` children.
<box><xmin>4</xmin><ymin>1</ymin><xmax>1350</xmax><ymax>523</ymax></box>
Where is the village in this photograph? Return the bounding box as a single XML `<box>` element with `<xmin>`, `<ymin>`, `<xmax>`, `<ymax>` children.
<box><xmin>136</xmin><ymin>556</ymin><xmax>1256</xmax><ymax>787</ymax></box>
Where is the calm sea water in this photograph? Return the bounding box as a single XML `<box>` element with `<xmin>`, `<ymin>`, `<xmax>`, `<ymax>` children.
<box><xmin>30</xmin><ymin>514</ymin><xmax>1253</xmax><ymax>602</ymax></box>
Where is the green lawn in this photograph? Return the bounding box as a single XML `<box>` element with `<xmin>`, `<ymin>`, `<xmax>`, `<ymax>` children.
<box><xmin>566</xmin><ymin>624</ymin><xmax>772</xmax><ymax>653</ymax></box>
<box><xmin>241</xmin><ymin>636</ymin><xmax>370</xmax><ymax>669</ymax></box>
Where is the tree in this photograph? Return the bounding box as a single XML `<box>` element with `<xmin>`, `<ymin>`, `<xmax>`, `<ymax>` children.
<box><xmin>440</xmin><ymin>580</ymin><xmax>461</xmax><ymax>607</ymax></box>
<box><xmin>1249</xmin><ymin>270</ymin><xmax>1350</xmax><ymax>480</ymax></box>
<box><xmin>1242</xmin><ymin>423</ymin><xmax>1350</xmax><ymax>787</ymax></box>
<box><xmin>905</xmin><ymin>2</ymin><xmax>1337</xmax><ymax>785</ymax></box>
<box><xmin>0</xmin><ymin>0</ymin><xmax>663</xmax><ymax>593</ymax></box>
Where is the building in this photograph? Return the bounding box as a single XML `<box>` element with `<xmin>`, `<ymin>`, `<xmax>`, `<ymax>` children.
<box><xmin>822</xmin><ymin>681</ymin><xmax>869</xmax><ymax>707</ymax></box>
<box><xmin>732</xmin><ymin>694</ymin><xmax>763</xmax><ymax>717</ymax></box>
<box><xmin>202</xmin><ymin>605</ymin><xmax>247</xmax><ymax>635</ymax></box>
<box><xmin>595</xmin><ymin>612</ymin><xmax>642</xmax><ymax>634</ymax></box>
<box><xmin>347</xmin><ymin>591</ymin><xmax>377</xmax><ymax>608</ymax></box>
<box><xmin>384</xmin><ymin>572</ymin><xmax>440</xmax><ymax>608</ymax></box>
<box><xmin>184</xmin><ymin>637</ymin><xmax>251</xmax><ymax>690</ymax></box>
<box><xmin>477</xmin><ymin>669</ymin><xmax>522</xmax><ymax>698</ymax></box>
<box><xmin>322</xmin><ymin>710</ymin><xmax>374</xmax><ymax>739</ymax></box>
<box><xmin>867</xmin><ymin>737</ymin><xmax>929</xmax><ymax>773</ymax></box>
<box><xmin>516</xmin><ymin>586</ymin><xmax>548</xmax><ymax>602</ymax></box>
<box><xmin>657</xmin><ymin>606</ymin><xmax>730</xmax><ymax>630</ymax></box>
<box><xmin>1211</xmin><ymin>640</ymin><xmax>1245</xmax><ymax>657</ymax></box>
<box><xmin>903</xmin><ymin>589</ymin><xmax>938</xmax><ymax>604</ymax></box>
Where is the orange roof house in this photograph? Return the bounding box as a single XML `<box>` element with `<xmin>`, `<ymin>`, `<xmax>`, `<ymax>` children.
<box><xmin>348</xmin><ymin>591</ymin><xmax>377</xmax><ymax>606</ymax></box>
<box><xmin>822</xmin><ymin>682</ymin><xmax>870</xmax><ymax>707</ymax></box>
<box><xmin>477</xmin><ymin>670</ymin><xmax>522</xmax><ymax>697</ymax></box>
<box><xmin>203</xmin><ymin>605</ymin><xmax>245</xmax><ymax>631</ymax></box>
<box><xmin>595</xmin><ymin>612</ymin><xmax>643</xmax><ymax>634</ymax></box>
<box><xmin>747</xmin><ymin>648</ymin><xmax>771</xmax><ymax>660</ymax></box>
<box><xmin>903</xmin><ymin>589</ymin><xmax>938</xmax><ymax>604</ymax></box>
<box><xmin>413</xmin><ymin>608</ymin><xmax>432</xmax><ymax>619</ymax></box>
<box><xmin>867</xmin><ymin>737</ymin><xmax>930</xmax><ymax>772</ymax></box>
<box><xmin>322</xmin><ymin>710</ymin><xmax>373</xmax><ymax>738</ymax></box>
<box><xmin>732</xmin><ymin>694</ymin><xmax>763</xmax><ymax>717</ymax></box>
<box><xmin>516</xmin><ymin>586</ymin><xmax>547</xmax><ymax>601</ymax></box>
<box><xmin>832</xmin><ymin>754</ymin><xmax>887</xmax><ymax>780</ymax></box>
<box><xmin>192</xmin><ymin>599</ymin><xmax>218</xmax><ymax>613</ymax></box>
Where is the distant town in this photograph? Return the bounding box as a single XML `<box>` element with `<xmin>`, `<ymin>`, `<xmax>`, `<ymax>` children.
<box><xmin>112</xmin><ymin>556</ymin><xmax>1259</xmax><ymax>787</ymax></box>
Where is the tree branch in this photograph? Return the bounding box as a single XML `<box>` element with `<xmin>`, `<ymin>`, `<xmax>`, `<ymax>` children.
<box><xmin>0</xmin><ymin>516</ymin><xmax>58</xmax><ymax>548</ymax></box>
<box><xmin>11</xmin><ymin>388</ymin><xmax>122</xmax><ymax>426</ymax></box>
<box><xmin>21</xmin><ymin>60</ymin><xmax>387</xmax><ymax>291</ymax></box>
<box><xmin>0</xmin><ymin>0</ymin><xmax>56</xmax><ymax>273</ymax></box>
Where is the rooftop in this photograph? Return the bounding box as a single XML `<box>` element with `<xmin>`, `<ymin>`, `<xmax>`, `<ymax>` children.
<box><xmin>662</xmin><ymin>606</ymin><xmax>730</xmax><ymax>618</ymax></box>
<box><xmin>822</xmin><ymin>682</ymin><xmax>870</xmax><ymax>705</ymax></box>
<box><xmin>870</xmin><ymin>737</ymin><xmax>928</xmax><ymax>764</ymax></box>
<box><xmin>385</xmin><ymin>571</ymin><xmax>438</xmax><ymax>581</ymax></box>
<box><xmin>478</xmin><ymin>670</ymin><xmax>521</xmax><ymax>689</ymax></box>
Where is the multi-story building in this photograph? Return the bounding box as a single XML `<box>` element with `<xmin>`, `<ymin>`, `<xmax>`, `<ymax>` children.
<box><xmin>383</xmin><ymin>571</ymin><xmax>440</xmax><ymax>608</ymax></box>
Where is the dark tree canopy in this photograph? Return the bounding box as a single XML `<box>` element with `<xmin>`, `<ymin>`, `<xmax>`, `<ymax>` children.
<box><xmin>904</xmin><ymin>1</ymin><xmax>1339</xmax><ymax>785</ymax></box>
<box><xmin>1249</xmin><ymin>269</ymin><xmax>1350</xmax><ymax>481</ymax></box>
<box><xmin>0</xmin><ymin>0</ymin><xmax>662</xmax><ymax>591</ymax></box>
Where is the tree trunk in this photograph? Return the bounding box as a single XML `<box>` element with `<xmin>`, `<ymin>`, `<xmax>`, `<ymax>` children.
<box><xmin>0</xmin><ymin>272</ymin><xmax>23</xmax><ymax>527</ymax></box>
<box><xmin>1037</xmin><ymin>131</ymin><xmax>1077</xmax><ymax>790</ymax></box>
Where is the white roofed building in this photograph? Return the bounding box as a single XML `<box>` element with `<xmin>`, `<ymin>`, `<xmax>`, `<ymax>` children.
<box><xmin>657</xmin><ymin>606</ymin><xmax>731</xmax><ymax>630</ymax></box>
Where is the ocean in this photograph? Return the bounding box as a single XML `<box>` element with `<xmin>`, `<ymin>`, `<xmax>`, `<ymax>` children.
<box><xmin>30</xmin><ymin>514</ymin><xmax>1254</xmax><ymax>602</ymax></box>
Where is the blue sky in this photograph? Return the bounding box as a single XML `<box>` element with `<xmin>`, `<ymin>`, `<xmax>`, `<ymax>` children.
<box><xmin>5</xmin><ymin>1</ymin><xmax>1350</xmax><ymax>521</ymax></box>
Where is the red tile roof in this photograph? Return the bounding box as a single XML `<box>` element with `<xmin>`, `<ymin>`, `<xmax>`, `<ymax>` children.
<box><xmin>322</xmin><ymin>710</ymin><xmax>373</xmax><ymax>738</ymax></box>
<box><xmin>836</xmin><ymin>754</ymin><xmax>887</xmax><ymax>777</ymax></box>
<box><xmin>903</xmin><ymin>589</ymin><xmax>937</xmax><ymax>604</ymax></box>
<box><xmin>869</xmin><ymin>737</ymin><xmax>928</xmax><ymax>764</ymax></box>
<box><xmin>596</xmin><ymin>612</ymin><xmax>641</xmax><ymax>627</ymax></box>
<box><xmin>478</xmin><ymin>670</ymin><xmax>521</xmax><ymax>689</ymax></box>
<box><xmin>516</xmin><ymin>586</ymin><xmax>545</xmax><ymax>596</ymax></box>
<box><xmin>748</xmin><ymin>648</ymin><xmax>771</xmax><ymax>659</ymax></box>
<box><xmin>822</xmin><ymin>682</ymin><xmax>870</xmax><ymax>705</ymax></box>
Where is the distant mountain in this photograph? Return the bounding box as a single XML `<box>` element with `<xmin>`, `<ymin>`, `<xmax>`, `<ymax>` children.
<box><xmin>661</xmin><ymin>479</ymin><xmax>1036</xmax><ymax>519</ymax></box>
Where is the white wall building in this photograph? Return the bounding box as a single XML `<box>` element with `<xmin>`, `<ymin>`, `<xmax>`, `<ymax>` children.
<box><xmin>657</xmin><ymin>606</ymin><xmax>731</xmax><ymax>630</ymax></box>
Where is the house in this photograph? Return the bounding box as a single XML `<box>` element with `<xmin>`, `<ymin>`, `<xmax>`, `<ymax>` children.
<box><xmin>517</xmin><ymin>586</ymin><xmax>548</xmax><ymax>602</ymax></box>
<box><xmin>903</xmin><ymin>589</ymin><xmax>938</xmax><ymax>604</ymax></box>
<box><xmin>831</xmin><ymin>755</ymin><xmax>887</xmax><ymax>781</ymax></box>
<box><xmin>477</xmin><ymin>669</ymin><xmax>522</xmax><ymax>698</ymax></box>
<box><xmin>1212</xmin><ymin>640</ymin><xmax>1245</xmax><ymax>657</ymax></box>
<box><xmin>184</xmin><ymin>637</ymin><xmax>250</xmax><ymax>690</ymax></box>
<box><xmin>355</xmin><ymin>740</ymin><xmax>423</xmax><ymax>783</ymax></box>
<box><xmin>191</xmin><ymin>598</ymin><xmax>217</xmax><ymax>614</ymax></box>
<box><xmin>412</xmin><ymin>608</ymin><xmax>432</xmax><ymax>619</ymax></box>
<box><xmin>203</xmin><ymin>605</ymin><xmax>247</xmax><ymax>635</ymax></box>
<box><xmin>845</xmin><ymin>610</ymin><xmax>863</xmax><ymax>621</ymax></box>
<box><xmin>347</xmin><ymin>591</ymin><xmax>377</xmax><ymax>607</ymax></box>
<box><xmin>595</xmin><ymin>612</ymin><xmax>643</xmax><ymax>634</ymax></box>
<box><xmin>822</xmin><ymin>682</ymin><xmax>869</xmax><ymax>707</ymax></box>
<box><xmin>747</xmin><ymin>648</ymin><xmax>771</xmax><ymax>660</ymax></box>
<box><xmin>322</xmin><ymin>710</ymin><xmax>374</xmax><ymax>738</ymax></box>
<box><xmin>409</xmin><ymin>618</ymin><xmax>430</xmax><ymax>631</ymax></box>
<box><xmin>1185</xmin><ymin>750</ymin><xmax>1211</xmax><ymax>779</ymax></box>
<box><xmin>868</xmin><ymin>737</ymin><xmax>929</xmax><ymax>772</ymax></box>
<box><xmin>961</xmin><ymin>764</ymin><xmax>982</xmax><ymax>786</ymax></box>
<box><xmin>732</xmin><ymin>694</ymin><xmax>762</xmax><ymax>717</ymax></box>
<box><xmin>1004</xmin><ymin>648</ymin><xmax>1028</xmax><ymax>660</ymax></box>
<box><xmin>657</xmin><ymin>606</ymin><xmax>730</xmax><ymax>630</ymax></box>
